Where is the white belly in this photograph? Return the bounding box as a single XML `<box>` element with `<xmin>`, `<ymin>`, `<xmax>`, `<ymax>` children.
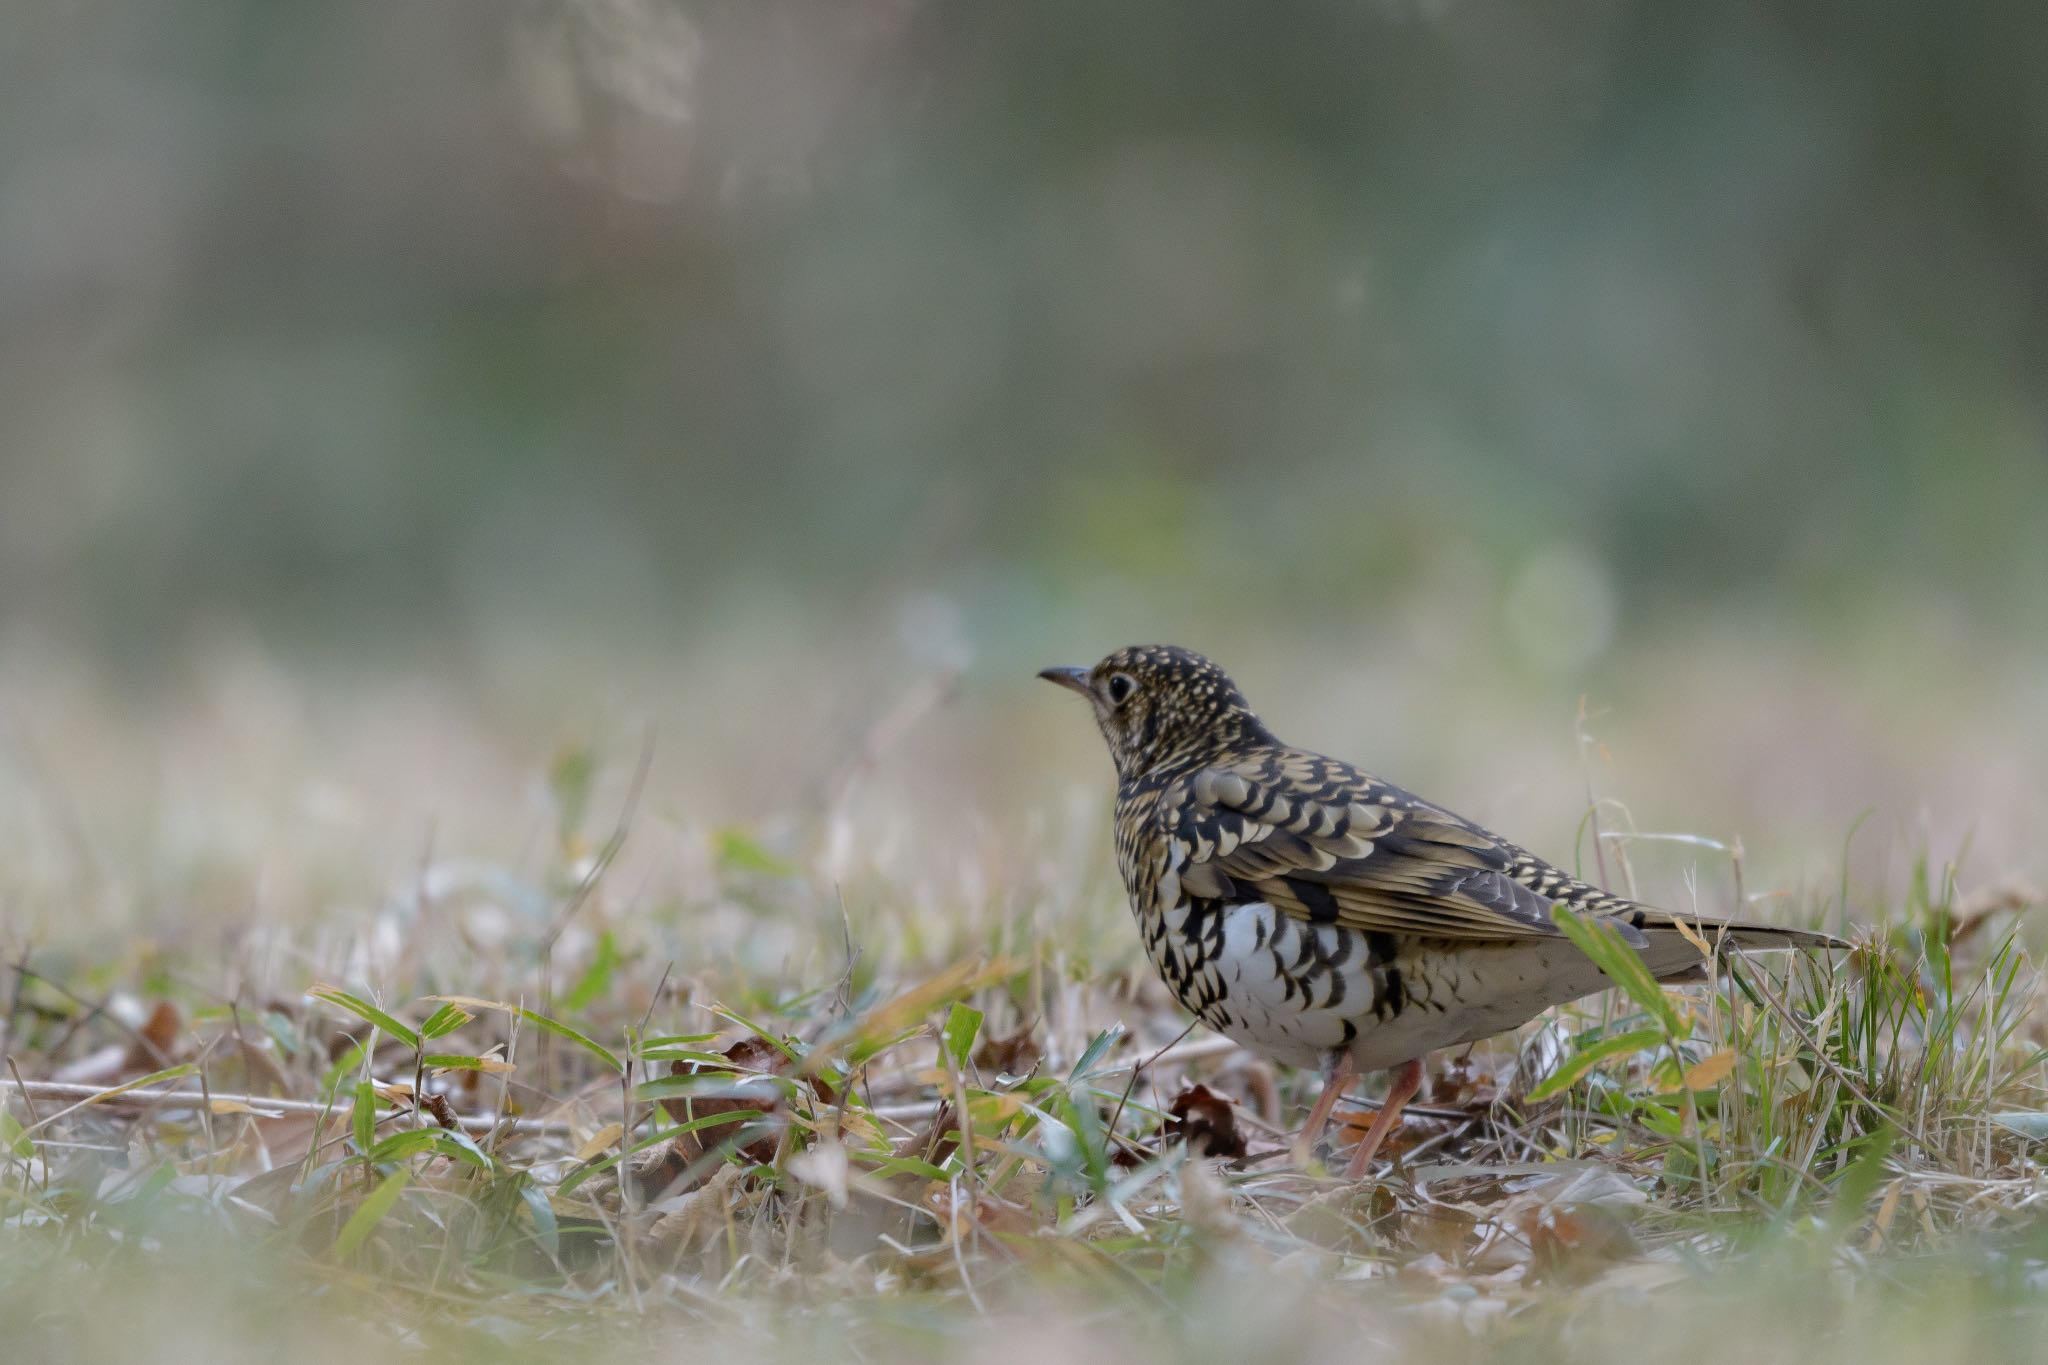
<box><xmin>1149</xmin><ymin>900</ymin><xmax>1640</xmax><ymax>1073</ymax></box>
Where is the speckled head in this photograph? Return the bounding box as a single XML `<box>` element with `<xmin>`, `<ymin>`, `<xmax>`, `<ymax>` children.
<box><xmin>1038</xmin><ymin>645</ymin><xmax>1274</xmax><ymax>782</ymax></box>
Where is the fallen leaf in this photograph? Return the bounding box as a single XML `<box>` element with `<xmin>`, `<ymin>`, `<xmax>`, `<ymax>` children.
<box><xmin>1167</xmin><ymin>1083</ymin><xmax>1247</xmax><ymax>1161</ymax></box>
<box><xmin>658</xmin><ymin>1033</ymin><xmax>836</xmax><ymax>1169</ymax></box>
<box><xmin>126</xmin><ymin>1000</ymin><xmax>186</xmax><ymax>1070</ymax></box>
<box><xmin>419</xmin><ymin>1092</ymin><xmax>459</xmax><ymax>1130</ymax></box>
<box><xmin>1432</xmin><ymin>1057</ymin><xmax>1498</xmax><ymax>1108</ymax></box>
<box><xmin>1493</xmin><ymin>1166</ymin><xmax>1647</xmax><ymax>1284</ymax></box>
<box><xmin>972</xmin><ymin>1024</ymin><xmax>1042</xmax><ymax>1077</ymax></box>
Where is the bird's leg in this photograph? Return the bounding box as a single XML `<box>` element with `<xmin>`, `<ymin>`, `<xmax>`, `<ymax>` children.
<box><xmin>1344</xmin><ymin>1057</ymin><xmax>1424</xmax><ymax>1179</ymax></box>
<box><xmin>1290</xmin><ymin>1051</ymin><xmax>1359</xmax><ymax>1169</ymax></box>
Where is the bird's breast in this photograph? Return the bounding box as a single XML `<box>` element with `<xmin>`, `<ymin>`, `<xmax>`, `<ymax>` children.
<box><xmin>1130</xmin><ymin>889</ymin><xmax>1410</xmax><ymax>1070</ymax></box>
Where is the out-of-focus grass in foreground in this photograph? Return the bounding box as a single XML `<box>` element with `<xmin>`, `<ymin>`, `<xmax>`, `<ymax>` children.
<box><xmin>4</xmin><ymin>723</ymin><xmax>2046</xmax><ymax>1365</ymax></box>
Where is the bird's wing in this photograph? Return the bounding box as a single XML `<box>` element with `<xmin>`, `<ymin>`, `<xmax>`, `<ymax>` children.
<box><xmin>1161</xmin><ymin>751</ymin><xmax>1649</xmax><ymax>945</ymax></box>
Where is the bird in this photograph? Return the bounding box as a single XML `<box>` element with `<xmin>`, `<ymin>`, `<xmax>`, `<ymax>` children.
<box><xmin>1039</xmin><ymin>644</ymin><xmax>1845</xmax><ymax>1178</ymax></box>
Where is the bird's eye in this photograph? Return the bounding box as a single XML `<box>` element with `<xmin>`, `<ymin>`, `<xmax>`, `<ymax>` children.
<box><xmin>1106</xmin><ymin>673</ymin><xmax>1137</xmax><ymax>707</ymax></box>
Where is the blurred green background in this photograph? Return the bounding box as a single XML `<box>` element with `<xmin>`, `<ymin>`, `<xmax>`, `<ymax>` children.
<box><xmin>1</xmin><ymin>1</ymin><xmax>2044</xmax><ymax>933</ymax></box>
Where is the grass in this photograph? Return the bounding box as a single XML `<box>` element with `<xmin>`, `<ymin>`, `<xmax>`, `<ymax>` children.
<box><xmin>4</xmin><ymin>728</ymin><xmax>2047</xmax><ymax>1365</ymax></box>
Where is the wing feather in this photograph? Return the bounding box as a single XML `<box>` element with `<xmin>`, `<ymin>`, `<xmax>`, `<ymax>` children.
<box><xmin>1164</xmin><ymin>751</ymin><xmax>1649</xmax><ymax>945</ymax></box>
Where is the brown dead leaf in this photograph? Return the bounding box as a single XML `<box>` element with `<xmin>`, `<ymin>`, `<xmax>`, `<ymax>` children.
<box><xmin>1402</xmin><ymin>1201</ymin><xmax>1482</xmax><ymax>1260</ymax></box>
<box><xmin>1167</xmin><ymin>1083</ymin><xmax>1247</xmax><ymax>1161</ymax></box>
<box><xmin>1495</xmin><ymin>1167</ymin><xmax>1646</xmax><ymax>1284</ymax></box>
<box><xmin>971</xmin><ymin>1024</ymin><xmax>1041</xmax><ymax>1077</ymax></box>
<box><xmin>123</xmin><ymin>1000</ymin><xmax>185</xmax><ymax>1070</ymax></box>
<box><xmin>1337</xmin><ymin>1105</ymin><xmax>1430</xmax><ymax>1159</ymax></box>
<box><xmin>1519</xmin><ymin>1201</ymin><xmax>1639</xmax><ymax>1280</ymax></box>
<box><xmin>1432</xmin><ymin>1056</ymin><xmax>1498</xmax><ymax>1108</ymax></box>
<box><xmin>420</xmin><ymin>1091</ymin><xmax>459</xmax><ymax>1130</ymax></box>
<box><xmin>659</xmin><ymin>1033</ymin><xmax>836</xmax><ymax>1169</ymax></box>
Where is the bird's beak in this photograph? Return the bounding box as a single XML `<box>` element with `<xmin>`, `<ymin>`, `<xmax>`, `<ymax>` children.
<box><xmin>1036</xmin><ymin>665</ymin><xmax>1093</xmax><ymax>698</ymax></box>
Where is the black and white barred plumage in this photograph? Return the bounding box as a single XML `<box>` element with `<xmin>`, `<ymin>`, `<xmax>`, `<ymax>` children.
<box><xmin>1044</xmin><ymin>646</ymin><xmax>1842</xmax><ymax>1086</ymax></box>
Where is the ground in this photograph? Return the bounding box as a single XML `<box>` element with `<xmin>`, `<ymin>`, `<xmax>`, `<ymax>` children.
<box><xmin>3</xmin><ymin>658</ymin><xmax>2046</xmax><ymax>1365</ymax></box>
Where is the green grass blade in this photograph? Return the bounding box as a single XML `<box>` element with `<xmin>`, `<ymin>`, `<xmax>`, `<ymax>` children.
<box><xmin>514</xmin><ymin>1006</ymin><xmax>622</xmax><ymax>1073</ymax></box>
<box><xmin>1551</xmin><ymin>905</ymin><xmax>1683</xmax><ymax>1035</ymax></box>
<box><xmin>351</xmin><ymin>1081</ymin><xmax>377</xmax><ymax>1153</ymax></box>
<box><xmin>942</xmin><ymin>1001</ymin><xmax>983</xmax><ymax>1069</ymax></box>
<box><xmin>518</xmin><ymin>1180</ymin><xmax>560</xmax><ymax>1260</ymax></box>
<box><xmin>331</xmin><ymin>1167</ymin><xmax>411</xmax><ymax>1260</ymax></box>
<box><xmin>369</xmin><ymin>1127</ymin><xmax>494</xmax><ymax>1170</ymax></box>
<box><xmin>1527</xmin><ymin>1026</ymin><xmax>1669</xmax><ymax>1101</ymax></box>
<box><xmin>420</xmin><ymin>1053</ymin><xmax>509</xmax><ymax>1072</ymax></box>
<box><xmin>561</xmin><ymin>930</ymin><xmax>624</xmax><ymax>1012</ymax></box>
<box><xmin>1067</xmin><ymin>1025</ymin><xmax>1125</xmax><ymax>1084</ymax></box>
<box><xmin>419</xmin><ymin>1002</ymin><xmax>472</xmax><ymax>1041</ymax></box>
<box><xmin>310</xmin><ymin>986</ymin><xmax>420</xmax><ymax>1051</ymax></box>
<box><xmin>1</xmin><ymin>1110</ymin><xmax>34</xmax><ymax>1160</ymax></box>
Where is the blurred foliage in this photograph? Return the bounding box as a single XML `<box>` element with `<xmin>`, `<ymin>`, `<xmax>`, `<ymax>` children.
<box><xmin>4</xmin><ymin>15</ymin><xmax>2048</xmax><ymax>1352</ymax></box>
<box><xmin>1</xmin><ymin>0</ymin><xmax>2044</xmax><ymax>671</ymax></box>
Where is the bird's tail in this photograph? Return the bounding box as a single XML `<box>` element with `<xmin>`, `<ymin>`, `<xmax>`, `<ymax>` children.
<box><xmin>1631</xmin><ymin>912</ymin><xmax>1849</xmax><ymax>982</ymax></box>
<box><xmin>1684</xmin><ymin>919</ymin><xmax>1847</xmax><ymax>952</ymax></box>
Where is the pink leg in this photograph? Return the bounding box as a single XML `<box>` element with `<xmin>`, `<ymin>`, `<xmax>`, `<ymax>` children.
<box><xmin>1289</xmin><ymin>1051</ymin><xmax>1359</xmax><ymax>1168</ymax></box>
<box><xmin>1344</xmin><ymin>1057</ymin><xmax>1424</xmax><ymax>1179</ymax></box>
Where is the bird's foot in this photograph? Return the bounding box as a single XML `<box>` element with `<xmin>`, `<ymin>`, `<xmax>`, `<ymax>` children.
<box><xmin>1342</xmin><ymin>1056</ymin><xmax>1425</xmax><ymax>1180</ymax></box>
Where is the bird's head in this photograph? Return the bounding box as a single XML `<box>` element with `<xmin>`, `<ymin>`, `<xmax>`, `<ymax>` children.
<box><xmin>1038</xmin><ymin>645</ymin><xmax>1273</xmax><ymax>782</ymax></box>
